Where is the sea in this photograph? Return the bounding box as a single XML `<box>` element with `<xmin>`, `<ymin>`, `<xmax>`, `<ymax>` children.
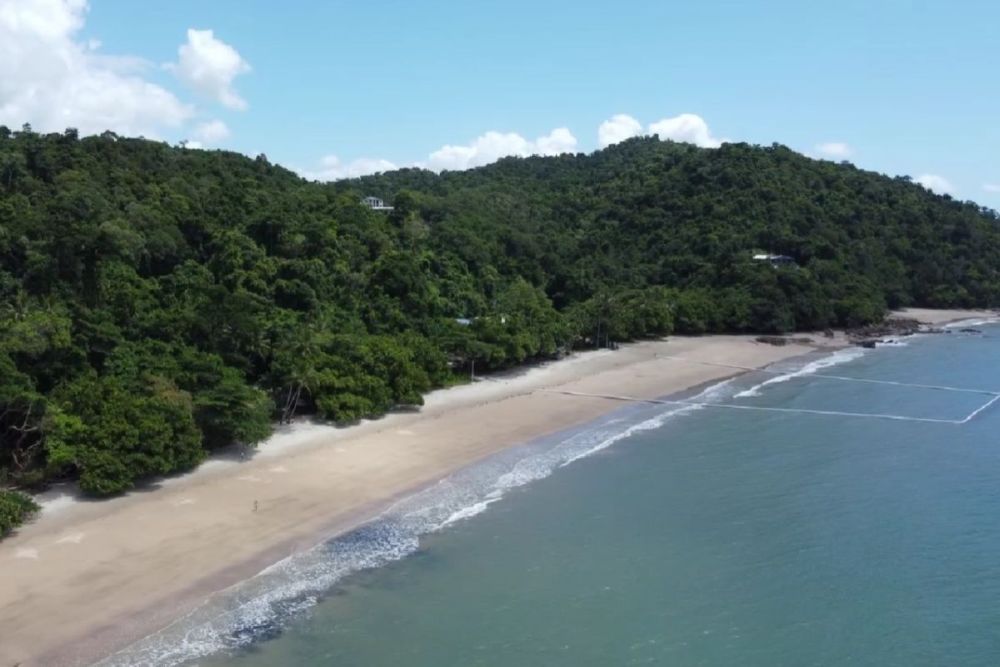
<box><xmin>98</xmin><ymin>321</ymin><xmax>1000</xmax><ymax>667</ymax></box>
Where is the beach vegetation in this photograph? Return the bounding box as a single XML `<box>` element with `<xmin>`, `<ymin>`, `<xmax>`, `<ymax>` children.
<box><xmin>0</xmin><ymin>489</ymin><xmax>39</xmax><ymax>536</ymax></box>
<box><xmin>1</xmin><ymin>126</ymin><xmax>997</xmax><ymax>498</ymax></box>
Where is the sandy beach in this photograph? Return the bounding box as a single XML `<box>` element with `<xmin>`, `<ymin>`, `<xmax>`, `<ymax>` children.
<box><xmin>0</xmin><ymin>309</ymin><xmax>989</xmax><ymax>667</ymax></box>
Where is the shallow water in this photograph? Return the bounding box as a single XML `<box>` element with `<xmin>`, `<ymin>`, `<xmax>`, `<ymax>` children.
<box><xmin>106</xmin><ymin>326</ymin><xmax>1000</xmax><ymax>666</ymax></box>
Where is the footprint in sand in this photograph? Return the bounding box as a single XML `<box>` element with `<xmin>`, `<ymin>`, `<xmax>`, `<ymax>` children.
<box><xmin>172</xmin><ymin>497</ymin><xmax>196</xmax><ymax>507</ymax></box>
<box><xmin>396</xmin><ymin>429</ymin><xmax>415</xmax><ymax>436</ymax></box>
<box><xmin>269</xmin><ymin>465</ymin><xmax>289</xmax><ymax>474</ymax></box>
<box><xmin>55</xmin><ymin>532</ymin><xmax>85</xmax><ymax>545</ymax></box>
<box><xmin>15</xmin><ymin>547</ymin><xmax>39</xmax><ymax>560</ymax></box>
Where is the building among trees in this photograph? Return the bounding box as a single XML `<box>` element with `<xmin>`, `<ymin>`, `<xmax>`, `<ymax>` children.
<box><xmin>361</xmin><ymin>196</ymin><xmax>394</xmax><ymax>211</ymax></box>
<box><xmin>752</xmin><ymin>253</ymin><xmax>796</xmax><ymax>268</ymax></box>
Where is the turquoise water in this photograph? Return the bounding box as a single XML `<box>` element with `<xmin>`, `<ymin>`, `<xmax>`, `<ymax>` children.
<box><xmin>108</xmin><ymin>325</ymin><xmax>1000</xmax><ymax>666</ymax></box>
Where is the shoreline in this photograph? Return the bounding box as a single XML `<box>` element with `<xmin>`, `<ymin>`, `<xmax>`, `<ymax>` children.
<box><xmin>0</xmin><ymin>308</ymin><xmax>990</xmax><ymax>667</ymax></box>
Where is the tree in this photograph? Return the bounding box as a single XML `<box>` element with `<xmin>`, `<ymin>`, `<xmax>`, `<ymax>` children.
<box><xmin>45</xmin><ymin>374</ymin><xmax>204</xmax><ymax>496</ymax></box>
<box><xmin>1</xmin><ymin>129</ymin><xmax>998</xmax><ymax>502</ymax></box>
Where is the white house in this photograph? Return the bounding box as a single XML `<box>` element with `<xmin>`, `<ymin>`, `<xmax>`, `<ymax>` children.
<box><xmin>752</xmin><ymin>253</ymin><xmax>795</xmax><ymax>268</ymax></box>
<box><xmin>362</xmin><ymin>196</ymin><xmax>394</xmax><ymax>211</ymax></box>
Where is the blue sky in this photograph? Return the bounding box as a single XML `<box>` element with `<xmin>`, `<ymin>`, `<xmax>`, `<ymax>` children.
<box><xmin>2</xmin><ymin>0</ymin><xmax>998</xmax><ymax>206</ymax></box>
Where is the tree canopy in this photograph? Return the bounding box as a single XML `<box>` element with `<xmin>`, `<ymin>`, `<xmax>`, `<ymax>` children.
<box><xmin>1</xmin><ymin>125</ymin><xmax>997</xmax><ymax>507</ymax></box>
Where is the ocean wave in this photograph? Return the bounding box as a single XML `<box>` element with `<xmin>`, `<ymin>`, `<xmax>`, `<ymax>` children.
<box><xmin>876</xmin><ymin>338</ymin><xmax>911</xmax><ymax>347</ymax></box>
<box><xmin>94</xmin><ymin>520</ymin><xmax>422</xmax><ymax>667</ymax></box>
<box><xmin>558</xmin><ymin>408</ymin><xmax>687</xmax><ymax>468</ymax></box>
<box><xmin>734</xmin><ymin>348</ymin><xmax>866</xmax><ymax>398</ymax></box>
<box><xmin>436</xmin><ymin>498</ymin><xmax>501</xmax><ymax>529</ymax></box>
<box><xmin>558</xmin><ymin>380</ymin><xmax>734</xmax><ymax>467</ymax></box>
<box><xmin>93</xmin><ymin>379</ymin><xmax>735</xmax><ymax>667</ymax></box>
<box><xmin>944</xmin><ymin>317</ymin><xmax>1000</xmax><ymax>329</ymax></box>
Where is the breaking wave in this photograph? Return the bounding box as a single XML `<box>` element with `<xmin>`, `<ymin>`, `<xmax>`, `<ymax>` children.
<box><xmin>734</xmin><ymin>348</ymin><xmax>867</xmax><ymax>398</ymax></box>
<box><xmin>944</xmin><ymin>317</ymin><xmax>1000</xmax><ymax>329</ymax></box>
<box><xmin>876</xmin><ymin>338</ymin><xmax>911</xmax><ymax>347</ymax></box>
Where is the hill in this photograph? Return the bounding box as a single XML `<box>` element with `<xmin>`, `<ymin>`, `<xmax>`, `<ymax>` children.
<box><xmin>350</xmin><ymin>137</ymin><xmax>1000</xmax><ymax>320</ymax></box>
<box><xmin>1</xmin><ymin>125</ymin><xmax>998</xmax><ymax>502</ymax></box>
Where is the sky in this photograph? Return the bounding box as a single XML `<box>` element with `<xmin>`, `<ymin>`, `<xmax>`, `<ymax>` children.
<box><xmin>1</xmin><ymin>0</ymin><xmax>998</xmax><ymax>207</ymax></box>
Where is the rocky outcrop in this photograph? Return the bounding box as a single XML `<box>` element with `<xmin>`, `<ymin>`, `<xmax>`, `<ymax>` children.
<box><xmin>847</xmin><ymin>317</ymin><xmax>946</xmax><ymax>348</ymax></box>
<box><xmin>754</xmin><ymin>335</ymin><xmax>813</xmax><ymax>346</ymax></box>
<box><xmin>755</xmin><ymin>335</ymin><xmax>788</xmax><ymax>346</ymax></box>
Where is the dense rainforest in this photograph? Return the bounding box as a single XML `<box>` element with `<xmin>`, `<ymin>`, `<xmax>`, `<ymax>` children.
<box><xmin>1</xmin><ymin>125</ymin><xmax>999</xmax><ymax>513</ymax></box>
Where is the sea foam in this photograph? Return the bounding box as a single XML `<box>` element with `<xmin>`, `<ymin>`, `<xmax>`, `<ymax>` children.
<box><xmin>944</xmin><ymin>317</ymin><xmax>1000</xmax><ymax>329</ymax></box>
<box><xmin>734</xmin><ymin>348</ymin><xmax>866</xmax><ymax>398</ymax></box>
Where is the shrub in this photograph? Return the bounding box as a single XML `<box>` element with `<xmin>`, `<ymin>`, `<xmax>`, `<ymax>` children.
<box><xmin>0</xmin><ymin>489</ymin><xmax>39</xmax><ymax>537</ymax></box>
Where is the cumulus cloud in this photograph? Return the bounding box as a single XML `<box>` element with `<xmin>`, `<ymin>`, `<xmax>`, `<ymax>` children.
<box><xmin>915</xmin><ymin>174</ymin><xmax>955</xmax><ymax>195</ymax></box>
<box><xmin>300</xmin><ymin>126</ymin><xmax>578</xmax><ymax>181</ymax></box>
<box><xmin>425</xmin><ymin>127</ymin><xmax>578</xmax><ymax>171</ymax></box>
<box><xmin>192</xmin><ymin>119</ymin><xmax>230</xmax><ymax>145</ymax></box>
<box><xmin>598</xmin><ymin>112</ymin><xmax>725</xmax><ymax>149</ymax></box>
<box><xmin>535</xmin><ymin>127</ymin><xmax>578</xmax><ymax>156</ymax></box>
<box><xmin>171</xmin><ymin>28</ymin><xmax>250</xmax><ymax>110</ymax></box>
<box><xmin>647</xmin><ymin>113</ymin><xmax>723</xmax><ymax>148</ymax></box>
<box><xmin>984</xmin><ymin>183</ymin><xmax>1000</xmax><ymax>193</ymax></box>
<box><xmin>815</xmin><ymin>141</ymin><xmax>853</xmax><ymax>159</ymax></box>
<box><xmin>0</xmin><ymin>0</ymin><xmax>193</xmax><ymax>136</ymax></box>
<box><xmin>598</xmin><ymin>114</ymin><xmax>643</xmax><ymax>148</ymax></box>
<box><xmin>302</xmin><ymin>112</ymin><xmax>723</xmax><ymax>182</ymax></box>
<box><xmin>299</xmin><ymin>155</ymin><xmax>398</xmax><ymax>181</ymax></box>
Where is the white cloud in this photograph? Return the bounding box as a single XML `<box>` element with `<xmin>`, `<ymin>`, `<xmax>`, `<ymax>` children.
<box><xmin>300</xmin><ymin>126</ymin><xmax>578</xmax><ymax>181</ymax></box>
<box><xmin>0</xmin><ymin>0</ymin><xmax>193</xmax><ymax>136</ymax></box>
<box><xmin>598</xmin><ymin>112</ymin><xmax>725</xmax><ymax>149</ymax></box>
<box><xmin>535</xmin><ymin>127</ymin><xmax>578</xmax><ymax>156</ymax></box>
<box><xmin>815</xmin><ymin>141</ymin><xmax>853</xmax><ymax>159</ymax></box>
<box><xmin>984</xmin><ymin>183</ymin><xmax>1000</xmax><ymax>193</ymax></box>
<box><xmin>597</xmin><ymin>114</ymin><xmax>642</xmax><ymax>148</ymax></box>
<box><xmin>915</xmin><ymin>174</ymin><xmax>955</xmax><ymax>195</ymax></box>
<box><xmin>426</xmin><ymin>132</ymin><xmax>525</xmax><ymax>171</ymax></box>
<box><xmin>299</xmin><ymin>155</ymin><xmax>398</xmax><ymax>181</ymax></box>
<box><xmin>171</xmin><ymin>28</ymin><xmax>250</xmax><ymax>110</ymax></box>
<box><xmin>647</xmin><ymin>113</ymin><xmax>723</xmax><ymax>148</ymax></box>
<box><xmin>425</xmin><ymin>127</ymin><xmax>578</xmax><ymax>171</ymax></box>
<box><xmin>192</xmin><ymin>119</ymin><xmax>230</xmax><ymax>145</ymax></box>
<box><xmin>301</xmin><ymin>112</ymin><xmax>721</xmax><ymax>182</ymax></box>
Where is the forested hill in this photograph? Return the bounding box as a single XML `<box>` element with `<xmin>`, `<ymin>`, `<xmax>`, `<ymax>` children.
<box><xmin>1</xmin><ymin>126</ymin><xmax>998</xmax><ymax>501</ymax></box>
<box><xmin>349</xmin><ymin>137</ymin><xmax>1000</xmax><ymax>314</ymax></box>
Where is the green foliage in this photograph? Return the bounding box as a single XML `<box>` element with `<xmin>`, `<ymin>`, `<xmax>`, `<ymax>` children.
<box><xmin>304</xmin><ymin>334</ymin><xmax>434</xmax><ymax>422</ymax></box>
<box><xmin>669</xmin><ymin>289</ymin><xmax>717</xmax><ymax>335</ymax></box>
<box><xmin>567</xmin><ymin>286</ymin><xmax>675</xmax><ymax>345</ymax></box>
<box><xmin>1</xmin><ymin>126</ymin><xmax>997</xmax><ymax>498</ymax></box>
<box><xmin>104</xmin><ymin>341</ymin><xmax>273</xmax><ymax>449</ymax></box>
<box><xmin>45</xmin><ymin>373</ymin><xmax>204</xmax><ymax>495</ymax></box>
<box><xmin>0</xmin><ymin>489</ymin><xmax>39</xmax><ymax>536</ymax></box>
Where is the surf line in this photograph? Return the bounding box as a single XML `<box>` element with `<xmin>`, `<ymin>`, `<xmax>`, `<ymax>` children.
<box><xmin>656</xmin><ymin>356</ymin><xmax>1000</xmax><ymax>396</ymax></box>
<box><xmin>541</xmin><ymin>389</ymin><xmax>968</xmax><ymax>425</ymax></box>
<box><xmin>958</xmin><ymin>394</ymin><xmax>1000</xmax><ymax>424</ymax></box>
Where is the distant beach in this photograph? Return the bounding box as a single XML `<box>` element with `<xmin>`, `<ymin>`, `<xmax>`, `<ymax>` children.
<box><xmin>0</xmin><ymin>308</ymin><xmax>987</xmax><ymax>667</ymax></box>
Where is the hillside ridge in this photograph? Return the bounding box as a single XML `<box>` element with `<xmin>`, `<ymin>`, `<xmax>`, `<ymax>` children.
<box><xmin>1</xmin><ymin>126</ymin><xmax>997</xmax><ymax>504</ymax></box>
